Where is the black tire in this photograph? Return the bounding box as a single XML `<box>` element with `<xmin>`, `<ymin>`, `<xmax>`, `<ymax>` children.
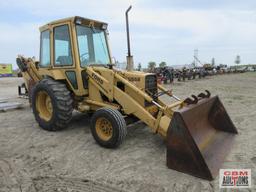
<box><xmin>31</xmin><ymin>78</ymin><xmax>73</xmax><ymax>131</ymax></box>
<box><xmin>90</xmin><ymin>108</ymin><xmax>127</xmax><ymax>148</ymax></box>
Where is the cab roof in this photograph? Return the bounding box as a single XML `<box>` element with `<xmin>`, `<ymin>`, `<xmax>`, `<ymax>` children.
<box><xmin>39</xmin><ymin>16</ymin><xmax>108</xmax><ymax>32</ymax></box>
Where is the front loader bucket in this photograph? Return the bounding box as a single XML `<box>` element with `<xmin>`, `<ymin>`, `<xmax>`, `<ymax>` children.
<box><xmin>166</xmin><ymin>96</ymin><xmax>237</xmax><ymax>180</ymax></box>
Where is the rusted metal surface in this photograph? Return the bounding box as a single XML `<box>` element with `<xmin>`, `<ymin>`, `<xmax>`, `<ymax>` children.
<box><xmin>166</xmin><ymin>96</ymin><xmax>237</xmax><ymax>180</ymax></box>
<box><xmin>198</xmin><ymin>90</ymin><xmax>211</xmax><ymax>99</ymax></box>
<box><xmin>184</xmin><ymin>90</ymin><xmax>211</xmax><ymax>105</ymax></box>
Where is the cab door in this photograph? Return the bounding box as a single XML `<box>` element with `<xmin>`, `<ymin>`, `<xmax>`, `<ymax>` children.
<box><xmin>52</xmin><ymin>24</ymin><xmax>74</xmax><ymax>68</ymax></box>
<box><xmin>52</xmin><ymin>23</ymin><xmax>79</xmax><ymax>91</ymax></box>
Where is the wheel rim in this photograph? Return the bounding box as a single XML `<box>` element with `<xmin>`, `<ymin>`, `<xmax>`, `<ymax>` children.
<box><xmin>36</xmin><ymin>91</ymin><xmax>53</xmax><ymax>121</ymax></box>
<box><xmin>95</xmin><ymin>117</ymin><xmax>113</xmax><ymax>141</ymax></box>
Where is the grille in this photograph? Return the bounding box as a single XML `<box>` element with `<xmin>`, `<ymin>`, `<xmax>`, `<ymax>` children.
<box><xmin>145</xmin><ymin>75</ymin><xmax>157</xmax><ymax>106</ymax></box>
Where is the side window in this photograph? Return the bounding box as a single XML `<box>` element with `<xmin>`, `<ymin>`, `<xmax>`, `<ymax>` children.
<box><xmin>54</xmin><ymin>25</ymin><xmax>73</xmax><ymax>66</ymax></box>
<box><xmin>40</xmin><ymin>30</ymin><xmax>50</xmax><ymax>67</ymax></box>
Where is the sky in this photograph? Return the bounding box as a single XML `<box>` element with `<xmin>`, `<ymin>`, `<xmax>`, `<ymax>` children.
<box><xmin>0</xmin><ymin>0</ymin><xmax>256</xmax><ymax>69</ymax></box>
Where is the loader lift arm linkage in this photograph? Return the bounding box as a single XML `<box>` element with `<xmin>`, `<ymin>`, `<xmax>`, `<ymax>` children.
<box><xmin>86</xmin><ymin>66</ymin><xmax>182</xmax><ymax>136</ymax></box>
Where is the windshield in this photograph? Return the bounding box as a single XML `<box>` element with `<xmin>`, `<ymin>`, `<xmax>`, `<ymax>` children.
<box><xmin>76</xmin><ymin>25</ymin><xmax>110</xmax><ymax>67</ymax></box>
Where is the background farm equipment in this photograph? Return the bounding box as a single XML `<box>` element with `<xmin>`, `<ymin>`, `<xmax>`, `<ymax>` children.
<box><xmin>154</xmin><ymin>66</ymin><xmax>174</xmax><ymax>84</ymax></box>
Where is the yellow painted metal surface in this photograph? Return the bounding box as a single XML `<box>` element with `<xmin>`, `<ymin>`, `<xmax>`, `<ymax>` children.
<box><xmin>36</xmin><ymin>91</ymin><xmax>53</xmax><ymax>121</ymax></box>
<box><xmin>95</xmin><ymin>117</ymin><xmax>113</xmax><ymax>141</ymax></box>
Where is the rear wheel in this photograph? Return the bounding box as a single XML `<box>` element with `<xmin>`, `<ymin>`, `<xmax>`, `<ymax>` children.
<box><xmin>90</xmin><ymin>108</ymin><xmax>127</xmax><ymax>148</ymax></box>
<box><xmin>31</xmin><ymin>78</ymin><xmax>73</xmax><ymax>131</ymax></box>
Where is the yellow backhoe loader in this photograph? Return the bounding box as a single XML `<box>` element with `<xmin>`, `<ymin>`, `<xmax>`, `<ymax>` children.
<box><xmin>17</xmin><ymin>7</ymin><xmax>237</xmax><ymax>180</ymax></box>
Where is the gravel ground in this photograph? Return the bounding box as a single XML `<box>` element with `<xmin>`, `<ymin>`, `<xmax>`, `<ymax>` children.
<box><xmin>0</xmin><ymin>73</ymin><xmax>255</xmax><ymax>192</ymax></box>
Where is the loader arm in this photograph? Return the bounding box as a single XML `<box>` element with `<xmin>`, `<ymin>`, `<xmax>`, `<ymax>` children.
<box><xmin>85</xmin><ymin>66</ymin><xmax>183</xmax><ymax>138</ymax></box>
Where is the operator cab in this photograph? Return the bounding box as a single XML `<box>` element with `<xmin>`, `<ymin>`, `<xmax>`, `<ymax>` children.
<box><xmin>39</xmin><ymin>16</ymin><xmax>111</xmax><ymax>69</ymax></box>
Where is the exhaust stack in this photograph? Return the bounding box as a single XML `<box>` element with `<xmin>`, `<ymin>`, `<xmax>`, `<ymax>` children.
<box><xmin>125</xmin><ymin>5</ymin><xmax>134</xmax><ymax>71</ymax></box>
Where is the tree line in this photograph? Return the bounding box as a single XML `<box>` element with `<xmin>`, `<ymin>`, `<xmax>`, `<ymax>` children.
<box><xmin>136</xmin><ymin>55</ymin><xmax>241</xmax><ymax>71</ymax></box>
<box><xmin>137</xmin><ymin>61</ymin><xmax>167</xmax><ymax>71</ymax></box>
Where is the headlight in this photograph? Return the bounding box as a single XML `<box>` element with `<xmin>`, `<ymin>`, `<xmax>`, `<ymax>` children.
<box><xmin>75</xmin><ymin>18</ymin><xmax>82</xmax><ymax>25</ymax></box>
<box><xmin>102</xmin><ymin>23</ymin><xmax>108</xmax><ymax>30</ymax></box>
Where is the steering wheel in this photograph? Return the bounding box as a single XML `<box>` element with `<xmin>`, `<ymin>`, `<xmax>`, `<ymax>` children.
<box><xmin>80</xmin><ymin>52</ymin><xmax>89</xmax><ymax>65</ymax></box>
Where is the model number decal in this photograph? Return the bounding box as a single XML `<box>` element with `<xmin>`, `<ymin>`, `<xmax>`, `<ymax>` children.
<box><xmin>117</xmin><ymin>72</ymin><xmax>141</xmax><ymax>82</ymax></box>
<box><xmin>127</xmin><ymin>77</ymin><xmax>140</xmax><ymax>81</ymax></box>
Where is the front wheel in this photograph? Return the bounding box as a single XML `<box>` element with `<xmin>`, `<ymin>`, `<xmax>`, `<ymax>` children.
<box><xmin>90</xmin><ymin>108</ymin><xmax>127</xmax><ymax>148</ymax></box>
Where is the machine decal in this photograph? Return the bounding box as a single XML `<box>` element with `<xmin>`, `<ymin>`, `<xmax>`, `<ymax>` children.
<box><xmin>92</xmin><ymin>72</ymin><xmax>103</xmax><ymax>84</ymax></box>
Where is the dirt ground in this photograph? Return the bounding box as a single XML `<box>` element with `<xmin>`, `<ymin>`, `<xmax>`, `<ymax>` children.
<box><xmin>0</xmin><ymin>73</ymin><xmax>255</xmax><ymax>192</ymax></box>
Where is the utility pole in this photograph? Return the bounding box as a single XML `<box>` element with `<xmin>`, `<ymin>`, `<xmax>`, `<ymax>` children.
<box><xmin>194</xmin><ymin>49</ymin><xmax>198</xmax><ymax>67</ymax></box>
